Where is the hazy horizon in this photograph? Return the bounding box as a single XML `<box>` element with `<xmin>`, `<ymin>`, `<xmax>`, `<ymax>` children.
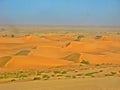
<box><xmin>0</xmin><ymin>0</ymin><xmax>120</xmax><ymax>26</ymax></box>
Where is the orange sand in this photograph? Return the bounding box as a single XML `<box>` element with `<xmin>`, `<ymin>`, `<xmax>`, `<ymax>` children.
<box><xmin>0</xmin><ymin>34</ymin><xmax>120</xmax><ymax>69</ymax></box>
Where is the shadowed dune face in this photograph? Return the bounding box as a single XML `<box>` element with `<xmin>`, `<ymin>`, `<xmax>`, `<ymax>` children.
<box><xmin>0</xmin><ymin>31</ymin><xmax>120</xmax><ymax>69</ymax></box>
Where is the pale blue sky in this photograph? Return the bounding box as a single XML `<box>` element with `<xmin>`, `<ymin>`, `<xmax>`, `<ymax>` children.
<box><xmin>0</xmin><ymin>0</ymin><xmax>120</xmax><ymax>26</ymax></box>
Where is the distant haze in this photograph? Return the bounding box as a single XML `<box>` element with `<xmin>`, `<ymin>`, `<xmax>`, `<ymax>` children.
<box><xmin>0</xmin><ymin>0</ymin><xmax>120</xmax><ymax>26</ymax></box>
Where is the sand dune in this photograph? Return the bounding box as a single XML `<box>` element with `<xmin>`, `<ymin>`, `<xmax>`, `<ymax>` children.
<box><xmin>0</xmin><ymin>33</ymin><xmax>120</xmax><ymax>69</ymax></box>
<box><xmin>5</xmin><ymin>56</ymin><xmax>72</xmax><ymax>69</ymax></box>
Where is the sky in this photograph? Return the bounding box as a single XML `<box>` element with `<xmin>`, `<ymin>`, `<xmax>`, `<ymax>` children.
<box><xmin>0</xmin><ymin>0</ymin><xmax>120</xmax><ymax>26</ymax></box>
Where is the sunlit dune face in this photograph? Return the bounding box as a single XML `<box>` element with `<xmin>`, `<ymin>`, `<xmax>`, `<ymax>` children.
<box><xmin>0</xmin><ymin>33</ymin><xmax>120</xmax><ymax>69</ymax></box>
<box><xmin>5</xmin><ymin>56</ymin><xmax>72</xmax><ymax>69</ymax></box>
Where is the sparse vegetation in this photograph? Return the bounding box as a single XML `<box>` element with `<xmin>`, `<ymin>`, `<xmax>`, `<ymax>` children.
<box><xmin>54</xmin><ymin>70</ymin><xmax>60</xmax><ymax>74</ymax></box>
<box><xmin>105</xmin><ymin>72</ymin><xmax>116</xmax><ymax>76</ymax></box>
<box><xmin>85</xmin><ymin>72</ymin><xmax>98</xmax><ymax>76</ymax></box>
<box><xmin>61</xmin><ymin>71</ymin><xmax>67</xmax><ymax>74</ymax></box>
<box><xmin>96</xmin><ymin>64</ymin><xmax>100</xmax><ymax>66</ymax></box>
<box><xmin>33</xmin><ymin>77</ymin><xmax>40</xmax><ymax>80</ymax></box>
<box><xmin>42</xmin><ymin>74</ymin><xmax>50</xmax><ymax>80</ymax></box>
<box><xmin>0</xmin><ymin>64</ymin><xmax>120</xmax><ymax>83</ymax></box>
<box><xmin>11</xmin><ymin>34</ymin><xmax>15</xmax><ymax>38</ymax></box>
<box><xmin>95</xmin><ymin>35</ymin><xmax>102</xmax><ymax>39</ymax></box>
<box><xmin>99</xmin><ymin>70</ymin><xmax>103</xmax><ymax>72</ymax></box>
<box><xmin>76</xmin><ymin>73</ymin><xmax>83</xmax><ymax>76</ymax></box>
<box><xmin>75</xmin><ymin>35</ymin><xmax>84</xmax><ymax>41</ymax></box>
<box><xmin>37</xmin><ymin>71</ymin><xmax>43</xmax><ymax>76</ymax></box>
<box><xmin>81</xmin><ymin>60</ymin><xmax>90</xmax><ymax>65</ymax></box>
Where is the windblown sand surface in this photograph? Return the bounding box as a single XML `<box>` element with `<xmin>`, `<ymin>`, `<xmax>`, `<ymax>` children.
<box><xmin>0</xmin><ymin>77</ymin><xmax>120</xmax><ymax>90</ymax></box>
<box><xmin>0</xmin><ymin>28</ymin><xmax>120</xmax><ymax>69</ymax></box>
<box><xmin>0</xmin><ymin>26</ymin><xmax>120</xmax><ymax>90</ymax></box>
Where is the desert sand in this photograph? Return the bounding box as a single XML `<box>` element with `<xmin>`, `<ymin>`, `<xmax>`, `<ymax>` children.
<box><xmin>0</xmin><ymin>26</ymin><xmax>120</xmax><ymax>89</ymax></box>
<box><xmin>0</xmin><ymin>77</ymin><xmax>120</xmax><ymax>90</ymax></box>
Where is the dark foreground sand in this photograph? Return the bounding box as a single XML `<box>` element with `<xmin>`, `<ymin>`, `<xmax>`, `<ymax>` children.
<box><xmin>0</xmin><ymin>77</ymin><xmax>120</xmax><ymax>90</ymax></box>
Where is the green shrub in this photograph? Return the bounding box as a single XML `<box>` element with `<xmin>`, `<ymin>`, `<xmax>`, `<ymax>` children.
<box><xmin>96</xmin><ymin>64</ymin><xmax>100</xmax><ymax>66</ymax></box>
<box><xmin>33</xmin><ymin>77</ymin><xmax>40</xmax><ymax>80</ymax></box>
<box><xmin>95</xmin><ymin>35</ymin><xmax>102</xmax><ymax>39</ymax></box>
<box><xmin>85</xmin><ymin>72</ymin><xmax>98</xmax><ymax>76</ymax></box>
<box><xmin>111</xmin><ymin>72</ymin><xmax>116</xmax><ymax>75</ymax></box>
<box><xmin>81</xmin><ymin>60</ymin><xmax>90</xmax><ymax>65</ymax></box>
<box><xmin>75</xmin><ymin>35</ymin><xmax>84</xmax><ymax>41</ymax></box>
<box><xmin>54</xmin><ymin>70</ymin><xmax>60</xmax><ymax>74</ymax></box>
<box><xmin>76</xmin><ymin>73</ymin><xmax>83</xmax><ymax>76</ymax></box>
<box><xmin>42</xmin><ymin>74</ymin><xmax>50</xmax><ymax>79</ymax></box>
<box><xmin>16</xmin><ymin>73</ymin><xmax>28</xmax><ymax>78</ymax></box>
<box><xmin>37</xmin><ymin>71</ymin><xmax>44</xmax><ymax>76</ymax></box>
<box><xmin>105</xmin><ymin>72</ymin><xmax>116</xmax><ymax>76</ymax></box>
<box><xmin>61</xmin><ymin>71</ymin><xmax>67</xmax><ymax>74</ymax></box>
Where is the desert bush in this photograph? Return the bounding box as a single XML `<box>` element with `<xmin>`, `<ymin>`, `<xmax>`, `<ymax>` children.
<box><xmin>42</xmin><ymin>74</ymin><xmax>50</xmax><ymax>80</ymax></box>
<box><xmin>117</xmin><ymin>32</ymin><xmax>120</xmax><ymax>35</ymax></box>
<box><xmin>95</xmin><ymin>35</ymin><xmax>102</xmax><ymax>39</ymax></box>
<box><xmin>11</xmin><ymin>34</ymin><xmax>15</xmax><ymax>38</ymax></box>
<box><xmin>105</xmin><ymin>72</ymin><xmax>116</xmax><ymax>76</ymax></box>
<box><xmin>51</xmin><ymin>74</ymin><xmax>55</xmax><ymax>77</ymax></box>
<box><xmin>96</xmin><ymin>64</ymin><xmax>100</xmax><ymax>66</ymax></box>
<box><xmin>75</xmin><ymin>35</ymin><xmax>84</xmax><ymax>41</ymax></box>
<box><xmin>54</xmin><ymin>70</ymin><xmax>60</xmax><ymax>74</ymax></box>
<box><xmin>37</xmin><ymin>71</ymin><xmax>44</xmax><ymax>76</ymax></box>
<box><xmin>76</xmin><ymin>73</ymin><xmax>83</xmax><ymax>76</ymax></box>
<box><xmin>56</xmin><ymin>74</ymin><xmax>63</xmax><ymax>77</ymax></box>
<box><xmin>61</xmin><ymin>71</ymin><xmax>67</xmax><ymax>74</ymax></box>
<box><xmin>111</xmin><ymin>72</ymin><xmax>116</xmax><ymax>75</ymax></box>
<box><xmin>16</xmin><ymin>73</ymin><xmax>28</xmax><ymax>78</ymax></box>
<box><xmin>0</xmin><ymin>74</ymin><xmax>8</xmax><ymax>79</ymax></box>
<box><xmin>85</xmin><ymin>72</ymin><xmax>98</xmax><ymax>76</ymax></box>
<box><xmin>99</xmin><ymin>70</ymin><xmax>103</xmax><ymax>72</ymax></box>
<box><xmin>33</xmin><ymin>77</ymin><xmax>40</xmax><ymax>80</ymax></box>
<box><xmin>81</xmin><ymin>60</ymin><xmax>90</xmax><ymax>65</ymax></box>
